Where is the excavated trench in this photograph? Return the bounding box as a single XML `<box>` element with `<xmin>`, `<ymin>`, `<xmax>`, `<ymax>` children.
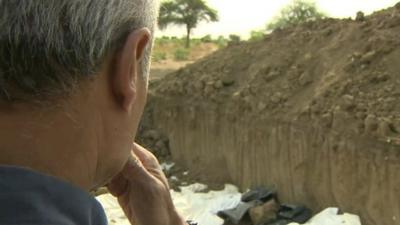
<box><xmin>139</xmin><ymin>4</ymin><xmax>400</xmax><ymax>225</ymax></box>
<box><xmin>144</xmin><ymin>97</ymin><xmax>400</xmax><ymax>225</ymax></box>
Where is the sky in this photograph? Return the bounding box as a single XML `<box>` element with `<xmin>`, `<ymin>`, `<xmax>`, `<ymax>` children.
<box><xmin>157</xmin><ymin>0</ymin><xmax>399</xmax><ymax>38</ymax></box>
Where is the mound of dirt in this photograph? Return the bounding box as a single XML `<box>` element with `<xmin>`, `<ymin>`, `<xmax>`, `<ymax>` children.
<box><xmin>147</xmin><ymin>4</ymin><xmax>400</xmax><ymax>145</ymax></box>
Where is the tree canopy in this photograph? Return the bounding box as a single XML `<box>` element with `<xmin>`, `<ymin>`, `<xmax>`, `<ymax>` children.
<box><xmin>267</xmin><ymin>0</ymin><xmax>326</xmax><ymax>31</ymax></box>
<box><xmin>158</xmin><ymin>0</ymin><xmax>219</xmax><ymax>48</ymax></box>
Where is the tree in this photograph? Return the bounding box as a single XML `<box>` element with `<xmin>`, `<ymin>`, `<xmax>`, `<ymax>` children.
<box><xmin>267</xmin><ymin>0</ymin><xmax>326</xmax><ymax>31</ymax></box>
<box><xmin>249</xmin><ymin>30</ymin><xmax>265</xmax><ymax>41</ymax></box>
<box><xmin>158</xmin><ymin>0</ymin><xmax>219</xmax><ymax>48</ymax></box>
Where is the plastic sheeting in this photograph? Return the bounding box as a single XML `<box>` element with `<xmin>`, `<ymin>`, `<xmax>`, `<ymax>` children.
<box><xmin>160</xmin><ymin>162</ymin><xmax>175</xmax><ymax>171</ymax></box>
<box><xmin>171</xmin><ymin>184</ymin><xmax>242</xmax><ymax>225</ymax></box>
<box><xmin>97</xmin><ymin>186</ymin><xmax>362</xmax><ymax>225</ymax></box>
<box><xmin>289</xmin><ymin>208</ymin><xmax>362</xmax><ymax>225</ymax></box>
<box><xmin>96</xmin><ymin>183</ymin><xmax>242</xmax><ymax>225</ymax></box>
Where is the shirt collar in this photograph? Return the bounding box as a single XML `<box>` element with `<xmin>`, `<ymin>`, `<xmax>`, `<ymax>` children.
<box><xmin>0</xmin><ymin>165</ymin><xmax>107</xmax><ymax>225</ymax></box>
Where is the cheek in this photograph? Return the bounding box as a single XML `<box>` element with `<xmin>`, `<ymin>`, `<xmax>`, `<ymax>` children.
<box><xmin>98</xmin><ymin>127</ymin><xmax>134</xmax><ymax>182</ymax></box>
<box><xmin>99</xmin><ymin>81</ymin><xmax>146</xmax><ymax>183</ymax></box>
<box><xmin>110</xmin><ymin>129</ymin><xmax>135</xmax><ymax>162</ymax></box>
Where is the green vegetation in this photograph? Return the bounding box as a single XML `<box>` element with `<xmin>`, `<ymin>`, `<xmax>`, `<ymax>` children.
<box><xmin>152</xmin><ymin>51</ymin><xmax>167</xmax><ymax>62</ymax></box>
<box><xmin>152</xmin><ymin>35</ymin><xmax>229</xmax><ymax>62</ymax></box>
<box><xmin>267</xmin><ymin>0</ymin><xmax>326</xmax><ymax>31</ymax></box>
<box><xmin>191</xmin><ymin>38</ymin><xmax>202</xmax><ymax>46</ymax></box>
<box><xmin>249</xmin><ymin>30</ymin><xmax>265</xmax><ymax>41</ymax></box>
<box><xmin>228</xmin><ymin>34</ymin><xmax>241</xmax><ymax>44</ymax></box>
<box><xmin>215</xmin><ymin>35</ymin><xmax>228</xmax><ymax>48</ymax></box>
<box><xmin>158</xmin><ymin>0</ymin><xmax>219</xmax><ymax>48</ymax></box>
<box><xmin>201</xmin><ymin>35</ymin><xmax>213</xmax><ymax>43</ymax></box>
<box><xmin>174</xmin><ymin>48</ymin><xmax>190</xmax><ymax>61</ymax></box>
<box><xmin>156</xmin><ymin>36</ymin><xmax>172</xmax><ymax>45</ymax></box>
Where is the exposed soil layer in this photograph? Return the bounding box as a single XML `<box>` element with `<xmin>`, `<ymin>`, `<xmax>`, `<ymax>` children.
<box><xmin>152</xmin><ymin>5</ymin><xmax>400</xmax><ymax>143</ymax></box>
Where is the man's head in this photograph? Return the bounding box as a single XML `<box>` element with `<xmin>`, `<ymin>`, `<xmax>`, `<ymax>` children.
<box><xmin>0</xmin><ymin>0</ymin><xmax>159</xmax><ymax>190</ymax></box>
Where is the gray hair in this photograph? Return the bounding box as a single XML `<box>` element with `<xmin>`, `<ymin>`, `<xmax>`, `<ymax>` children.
<box><xmin>0</xmin><ymin>0</ymin><xmax>159</xmax><ymax>103</ymax></box>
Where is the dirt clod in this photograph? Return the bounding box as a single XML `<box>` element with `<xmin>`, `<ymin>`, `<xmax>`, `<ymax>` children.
<box><xmin>365</xmin><ymin>114</ymin><xmax>379</xmax><ymax>134</ymax></box>
<box><xmin>249</xmin><ymin>199</ymin><xmax>280</xmax><ymax>225</ymax></box>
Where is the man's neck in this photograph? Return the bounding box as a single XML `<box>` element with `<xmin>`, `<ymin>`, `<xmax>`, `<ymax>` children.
<box><xmin>0</xmin><ymin>106</ymin><xmax>98</xmax><ymax>191</ymax></box>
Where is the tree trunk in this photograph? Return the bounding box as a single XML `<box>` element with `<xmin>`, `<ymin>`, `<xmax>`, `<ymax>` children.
<box><xmin>185</xmin><ymin>25</ymin><xmax>191</xmax><ymax>48</ymax></box>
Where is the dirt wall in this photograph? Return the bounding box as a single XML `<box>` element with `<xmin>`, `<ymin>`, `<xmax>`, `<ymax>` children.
<box><xmin>142</xmin><ymin>5</ymin><xmax>400</xmax><ymax>225</ymax></box>
<box><xmin>150</xmin><ymin>98</ymin><xmax>400</xmax><ymax>225</ymax></box>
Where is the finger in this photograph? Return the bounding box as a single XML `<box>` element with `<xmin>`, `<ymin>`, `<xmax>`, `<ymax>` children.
<box><xmin>132</xmin><ymin>143</ymin><xmax>160</xmax><ymax>169</ymax></box>
<box><xmin>107</xmin><ymin>173</ymin><xmax>128</xmax><ymax>197</ymax></box>
<box><xmin>121</xmin><ymin>153</ymin><xmax>152</xmax><ymax>183</ymax></box>
<box><xmin>132</xmin><ymin>143</ymin><xmax>169</xmax><ymax>188</ymax></box>
<box><xmin>127</xmin><ymin>145</ymin><xmax>169</xmax><ymax>189</ymax></box>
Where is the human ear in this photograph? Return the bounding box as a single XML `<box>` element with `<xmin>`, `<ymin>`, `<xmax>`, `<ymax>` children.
<box><xmin>111</xmin><ymin>28</ymin><xmax>151</xmax><ymax>111</ymax></box>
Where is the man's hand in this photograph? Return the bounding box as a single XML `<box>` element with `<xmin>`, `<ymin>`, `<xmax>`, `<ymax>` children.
<box><xmin>107</xmin><ymin>143</ymin><xmax>186</xmax><ymax>225</ymax></box>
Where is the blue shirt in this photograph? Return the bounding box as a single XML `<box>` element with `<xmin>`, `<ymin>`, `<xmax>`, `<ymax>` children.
<box><xmin>0</xmin><ymin>166</ymin><xmax>108</xmax><ymax>225</ymax></box>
